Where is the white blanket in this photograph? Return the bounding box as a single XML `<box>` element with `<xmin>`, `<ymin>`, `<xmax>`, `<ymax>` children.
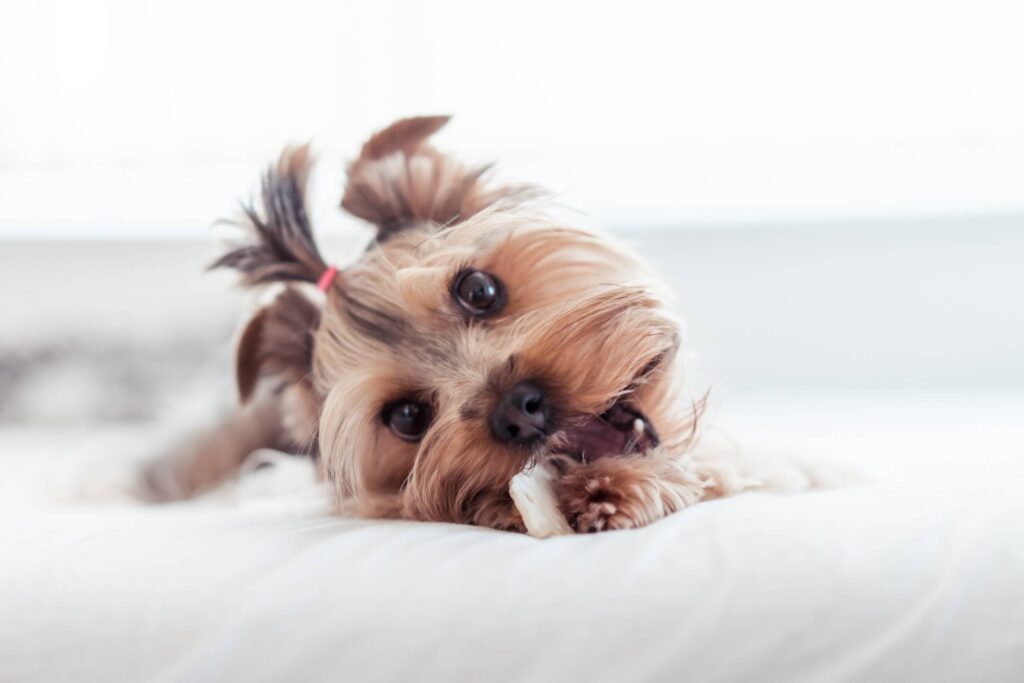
<box><xmin>1</xmin><ymin>397</ymin><xmax>1022</xmax><ymax>682</ymax></box>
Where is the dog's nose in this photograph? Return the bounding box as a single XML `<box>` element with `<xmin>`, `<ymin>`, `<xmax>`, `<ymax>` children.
<box><xmin>490</xmin><ymin>381</ymin><xmax>549</xmax><ymax>446</ymax></box>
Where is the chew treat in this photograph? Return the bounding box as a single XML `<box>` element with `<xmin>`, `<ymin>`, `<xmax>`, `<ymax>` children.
<box><xmin>509</xmin><ymin>464</ymin><xmax>573</xmax><ymax>538</ymax></box>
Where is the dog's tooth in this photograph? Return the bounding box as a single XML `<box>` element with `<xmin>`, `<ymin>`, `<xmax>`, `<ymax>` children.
<box><xmin>633</xmin><ymin>418</ymin><xmax>645</xmax><ymax>434</ymax></box>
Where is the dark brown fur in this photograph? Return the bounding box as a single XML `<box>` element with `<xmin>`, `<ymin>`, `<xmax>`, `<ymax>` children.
<box><xmin>235</xmin><ymin>287</ymin><xmax>321</xmax><ymax>404</ymax></box>
<box><xmin>211</xmin><ymin>145</ymin><xmax>329</xmax><ymax>286</ymax></box>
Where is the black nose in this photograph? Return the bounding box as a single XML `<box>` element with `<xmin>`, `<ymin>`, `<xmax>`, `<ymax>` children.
<box><xmin>490</xmin><ymin>381</ymin><xmax>549</xmax><ymax>446</ymax></box>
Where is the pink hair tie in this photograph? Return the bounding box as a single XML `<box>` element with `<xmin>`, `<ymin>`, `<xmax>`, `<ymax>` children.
<box><xmin>316</xmin><ymin>265</ymin><xmax>339</xmax><ymax>292</ymax></box>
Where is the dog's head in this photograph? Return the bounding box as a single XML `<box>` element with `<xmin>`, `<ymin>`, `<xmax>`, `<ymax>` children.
<box><xmin>215</xmin><ymin>117</ymin><xmax>696</xmax><ymax>528</ymax></box>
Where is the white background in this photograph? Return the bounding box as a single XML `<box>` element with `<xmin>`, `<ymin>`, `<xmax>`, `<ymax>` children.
<box><xmin>0</xmin><ymin>0</ymin><xmax>1021</xmax><ymax>395</ymax></box>
<box><xmin>1</xmin><ymin>0</ymin><xmax>1023</xmax><ymax>237</ymax></box>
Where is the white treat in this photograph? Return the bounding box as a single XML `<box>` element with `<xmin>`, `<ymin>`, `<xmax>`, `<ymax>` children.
<box><xmin>509</xmin><ymin>464</ymin><xmax>574</xmax><ymax>538</ymax></box>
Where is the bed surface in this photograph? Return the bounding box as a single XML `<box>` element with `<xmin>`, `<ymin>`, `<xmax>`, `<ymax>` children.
<box><xmin>2</xmin><ymin>396</ymin><xmax>1022</xmax><ymax>683</ymax></box>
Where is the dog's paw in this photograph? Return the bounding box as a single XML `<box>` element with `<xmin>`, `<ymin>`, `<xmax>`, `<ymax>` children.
<box><xmin>573</xmin><ymin>498</ymin><xmax>638</xmax><ymax>533</ymax></box>
<box><xmin>557</xmin><ymin>455</ymin><xmax>712</xmax><ymax>533</ymax></box>
<box><xmin>558</xmin><ymin>463</ymin><xmax>649</xmax><ymax>533</ymax></box>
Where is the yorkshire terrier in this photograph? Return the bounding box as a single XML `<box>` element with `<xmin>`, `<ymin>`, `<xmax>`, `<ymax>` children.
<box><xmin>141</xmin><ymin>116</ymin><xmax>794</xmax><ymax>533</ymax></box>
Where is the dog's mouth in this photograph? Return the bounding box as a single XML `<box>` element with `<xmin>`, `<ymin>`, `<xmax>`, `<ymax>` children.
<box><xmin>549</xmin><ymin>399</ymin><xmax>660</xmax><ymax>463</ymax></box>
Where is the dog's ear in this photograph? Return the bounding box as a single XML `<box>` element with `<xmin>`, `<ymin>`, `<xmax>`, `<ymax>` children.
<box><xmin>211</xmin><ymin>144</ymin><xmax>331</xmax><ymax>287</ymax></box>
<box><xmin>341</xmin><ymin>115</ymin><xmax>539</xmax><ymax>241</ymax></box>
<box><xmin>235</xmin><ymin>287</ymin><xmax>321</xmax><ymax>404</ymax></box>
<box><xmin>212</xmin><ymin>149</ymin><xmax>327</xmax><ymax>453</ymax></box>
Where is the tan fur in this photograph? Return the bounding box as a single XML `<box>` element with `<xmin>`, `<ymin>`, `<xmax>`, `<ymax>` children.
<box><xmin>151</xmin><ymin>117</ymin><xmax>739</xmax><ymax>532</ymax></box>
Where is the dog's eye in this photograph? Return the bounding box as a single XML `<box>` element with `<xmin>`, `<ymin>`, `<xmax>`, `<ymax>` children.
<box><xmin>384</xmin><ymin>400</ymin><xmax>432</xmax><ymax>441</ymax></box>
<box><xmin>453</xmin><ymin>269</ymin><xmax>505</xmax><ymax>316</ymax></box>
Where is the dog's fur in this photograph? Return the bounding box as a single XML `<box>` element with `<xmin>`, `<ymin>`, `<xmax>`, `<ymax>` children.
<box><xmin>142</xmin><ymin>116</ymin><xmax>773</xmax><ymax>533</ymax></box>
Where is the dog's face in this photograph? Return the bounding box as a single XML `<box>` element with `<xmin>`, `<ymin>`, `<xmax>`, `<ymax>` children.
<box><xmin>313</xmin><ymin>213</ymin><xmax>684</xmax><ymax>526</ymax></box>
<box><xmin>218</xmin><ymin>116</ymin><xmax>695</xmax><ymax>530</ymax></box>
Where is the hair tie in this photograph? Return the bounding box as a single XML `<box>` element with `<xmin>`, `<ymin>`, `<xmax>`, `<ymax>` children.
<box><xmin>316</xmin><ymin>265</ymin><xmax>339</xmax><ymax>292</ymax></box>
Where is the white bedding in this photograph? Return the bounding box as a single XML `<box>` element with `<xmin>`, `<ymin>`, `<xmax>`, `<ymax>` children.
<box><xmin>2</xmin><ymin>396</ymin><xmax>1023</xmax><ymax>682</ymax></box>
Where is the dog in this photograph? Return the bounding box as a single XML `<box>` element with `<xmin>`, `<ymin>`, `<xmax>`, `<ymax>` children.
<box><xmin>141</xmin><ymin>116</ymin><xmax>793</xmax><ymax>533</ymax></box>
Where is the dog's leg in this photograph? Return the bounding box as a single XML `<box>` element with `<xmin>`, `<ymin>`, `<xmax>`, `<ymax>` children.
<box><xmin>470</xmin><ymin>490</ymin><xmax>527</xmax><ymax>533</ymax></box>
<box><xmin>556</xmin><ymin>453</ymin><xmax>726</xmax><ymax>533</ymax></box>
<box><xmin>137</xmin><ymin>391</ymin><xmax>289</xmax><ymax>502</ymax></box>
<box><xmin>398</xmin><ymin>487</ymin><xmax>526</xmax><ymax>532</ymax></box>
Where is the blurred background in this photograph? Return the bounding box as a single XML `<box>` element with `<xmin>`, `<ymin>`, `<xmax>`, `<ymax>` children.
<box><xmin>1</xmin><ymin>0</ymin><xmax>1022</xmax><ymax>425</ymax></box>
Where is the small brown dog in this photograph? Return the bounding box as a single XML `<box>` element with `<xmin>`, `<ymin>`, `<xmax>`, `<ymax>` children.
<box><xmin>145</xmin><ymin>116</ymin><xmax>766</xmax><ymax>533</ymax></box>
